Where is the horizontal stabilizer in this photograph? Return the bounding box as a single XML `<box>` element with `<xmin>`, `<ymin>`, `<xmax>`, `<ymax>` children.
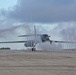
<box><xmin>18</xmin><ymin>34</ymin><xmax>41</xmax><ymax>37</ymax></box>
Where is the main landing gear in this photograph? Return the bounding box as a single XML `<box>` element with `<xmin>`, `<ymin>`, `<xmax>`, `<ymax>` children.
<box><xmin>32</xmin><ymin>48</ymin><xmax>36</xmax><ymax>51</ymax></box>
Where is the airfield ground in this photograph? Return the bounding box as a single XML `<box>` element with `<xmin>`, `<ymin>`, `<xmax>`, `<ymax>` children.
<box><xmin>0</xmin><ymin>50</ymin><xmax>76</xmax><ymax>75</ymax></box>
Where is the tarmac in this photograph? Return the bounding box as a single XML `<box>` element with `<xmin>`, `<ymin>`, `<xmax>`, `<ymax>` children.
<box><xmin>0</xmin><ymin>50</ymin><xmax>76</xmax><ymax>75</ymax></box>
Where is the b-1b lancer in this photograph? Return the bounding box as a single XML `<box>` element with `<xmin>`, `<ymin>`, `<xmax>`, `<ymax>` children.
<box><xmin>0</xmin><ymin>26</ymin><xmax>76</xmax><ymax>51</ymax></box>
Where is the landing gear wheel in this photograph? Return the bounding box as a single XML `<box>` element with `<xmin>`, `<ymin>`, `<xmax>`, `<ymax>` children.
<box><xmin>32</xmin><ymin>48</ymin><xmax>36</xmax><ymax>51</ymax></box>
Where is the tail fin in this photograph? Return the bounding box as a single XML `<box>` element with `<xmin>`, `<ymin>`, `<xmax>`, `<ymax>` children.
<box><xmin>18</xmin><ymin>25</ymin><xmax>41</xmax><ymax>37</ymax></box>
<box><xmin>34</xmin><ymin>25</ymin><xmax>37</xmax><ymax>37</ymax></box>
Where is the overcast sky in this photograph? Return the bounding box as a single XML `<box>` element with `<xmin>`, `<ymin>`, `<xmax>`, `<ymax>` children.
<box><xmin>1</xmin><ymin>0</ymin><xmax>76</xmax><ymax>24</ymax></box>
<box><xmin>0</xmin><ymin>0</ymin><xmax>76</xmax><ymax>29</ymax></box>
<box><xmin>0</xmin><ymin>0</ymin><xmax>76</xmax><ymax>50</ymax></box>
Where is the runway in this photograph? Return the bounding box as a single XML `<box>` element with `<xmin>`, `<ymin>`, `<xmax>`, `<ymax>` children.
<box><xmin>0</xmin><ymin>50</ymin><xmax>76</xmax><ymax>75</ymax></box>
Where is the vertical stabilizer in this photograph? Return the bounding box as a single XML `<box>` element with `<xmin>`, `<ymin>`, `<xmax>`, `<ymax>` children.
<box><xmin>34</xmin><ymin>25</ymin><xmax>36</xmax><ymax>36</ymax></box>
<box><xmin>34</xmin><ymin>25</ymin><xmax>37</xmax><ymax>46</ymax></box>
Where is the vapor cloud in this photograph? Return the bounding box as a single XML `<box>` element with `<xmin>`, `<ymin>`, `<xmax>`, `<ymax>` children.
<box><xmin>0</xmin><ymin>24</ymin><xmax>63</xmax><ymax>50</ymax></box>
<box><xmin>54</xmin><ymin>22</ymin><xmax>76</xmax><ymax>49</ymax></box>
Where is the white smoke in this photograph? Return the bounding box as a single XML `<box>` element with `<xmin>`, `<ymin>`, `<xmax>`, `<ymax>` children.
<box><xmin>0</xmin><ymin>25</ymin><xmax>29</xmax><ymax>49</ymax></box>
<box><xmin>54</xmin><ymin>22</ymin><xmax>76</xmax><ymax>49</ymax></box>
<box><xmin>36</xmin><ymin>42</ymin><xmax>62</xmax><ymax>51</ymax></box>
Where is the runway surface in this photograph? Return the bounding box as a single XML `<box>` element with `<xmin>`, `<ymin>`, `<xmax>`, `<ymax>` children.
<box><xmin>0</xmin><ymin>50</ymin><xmax>76</xmax><ymax>75</ymax></box>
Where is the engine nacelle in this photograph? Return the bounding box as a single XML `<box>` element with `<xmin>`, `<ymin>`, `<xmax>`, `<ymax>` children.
<box><xmin>24</xmin><ymin>41</ymin><xmax>34</xmax><ymax>47</ymax></box>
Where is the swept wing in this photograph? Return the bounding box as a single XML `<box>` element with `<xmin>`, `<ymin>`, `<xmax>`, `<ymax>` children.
<box><xmin>0</xmin><ymin>41</ymin><xmax>27</xmax><ymax>43</ymax></box>
<box><xmin>50</xmin><ymin>40</ymin><xmax>76</xmax><ymax>43</ymax></box>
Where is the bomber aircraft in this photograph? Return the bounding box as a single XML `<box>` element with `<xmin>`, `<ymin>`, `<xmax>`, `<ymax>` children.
<box><xmin>0</xmin><ymin>26</ymin><xmax>76</xmax><ymax>51</ymax></box>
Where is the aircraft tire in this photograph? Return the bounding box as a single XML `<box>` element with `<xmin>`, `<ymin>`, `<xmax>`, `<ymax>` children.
<box><xmin>32</xmin><ymin>48</ymin><xmax>36</xmax><ymax>51</ymax></box>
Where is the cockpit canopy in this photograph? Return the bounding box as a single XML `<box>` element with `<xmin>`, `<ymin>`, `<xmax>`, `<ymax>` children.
<box><xmin>41</xmin><ymin>34</ymin><xmax>50</xmax><ymax>42</ymax></box>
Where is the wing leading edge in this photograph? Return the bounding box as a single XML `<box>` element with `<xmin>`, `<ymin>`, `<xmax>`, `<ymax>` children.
<box><xmin>0</xmin><ymin>40</ymin><xmax>76</xmax><ymax>44</ymax></box>
<box><xmin>51</xmin><ymin>40</ymin><xmax>76</xmax><ymax>43</ymax></box>
<box><xmin>0</xmin><ymin>41</ymin><xmax>27</xmax><ymax>43</ymax></box>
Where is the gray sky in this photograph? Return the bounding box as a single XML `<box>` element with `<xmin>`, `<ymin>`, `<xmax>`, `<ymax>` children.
<box><xmin>1</xmin><ymin>0</ymin><xmax>76</xmax><ymax>24</ymax></box>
